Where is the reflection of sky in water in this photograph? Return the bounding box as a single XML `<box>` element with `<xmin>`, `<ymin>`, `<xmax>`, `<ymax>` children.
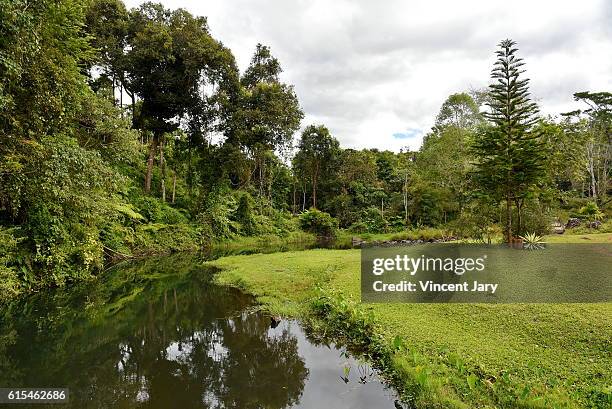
<box><xmin>269</xmin><ymin>320</ymin><xmax>397</xmax><ymax>408</ymax></box>
<box><xmin>114</xmin><ymin>319</ymin><xmax>397</xmax><ymax>408</ymax></box>
<box><xmin>0</xmin><ymin>256</ymin><xmax>400</xmax><ymax>409</ymax></box>
<box><xmin>163</xmin><ymin>331</ymin><xmax>229</xmax><ymax>363</ymax></box>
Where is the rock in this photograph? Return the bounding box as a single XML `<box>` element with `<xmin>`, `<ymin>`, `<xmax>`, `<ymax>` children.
<box><xmin>551</xmin><ymin>220</ymin><xmax>565</xmax><ymax>234</ymax></box>
<box><xmin>566</xmin><ymin>218</ymin><xmax>581</xmax><ymax>229</ymax></box>
<box><xmin>351</xmin><ymin>236</ymin><xmax>366</xmax><ymax>247</ymax></box>
<box><xmin>588</xmin><ymin>220</ymin><xmax>602</xmax><ymax>229</ymax></box>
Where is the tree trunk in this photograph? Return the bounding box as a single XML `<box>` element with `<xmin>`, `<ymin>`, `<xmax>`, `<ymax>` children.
<box><xmin>144</xmin><ymin>132</ymin><xmax>159</xmax><ymax>194</ymax></box>
<box><xmin>171</xmin><ymin>171</ymin><xmax>177</xmax><ymax>204</ymax></box>
<box><xmin>505</xmin><ymin>194</ymin><xmax>512</xmax><ymax>243</ymax></box>
<box><xmin>587</xmin><ymin>142</ymin><xmax>597</xmax><ymax>199</ymax></box>
<box><xmin>312</xmin><ymin>173</ymin><xmax>317</xmax><ymax>209</ymax></box>
<box><xmin>125</xmin><ymin>88</ymin><xmax>135</xmax><ymax>125</ymax></box>
<box><xmin>160</xmin><ymin>137</ymin><xmax>166</xmax><ymax>202</ymax></box>
<box><xmin>292</xmin><ymin>182</ymin><xmax>297</xmax><ymax>214</ymax></box>
<box><xmin>514</xmin><ymin>198</ymin><xmax>523</xmax><ymax>236</ymax></box>
<box><xmin>404</xmin><ymin>171</ymin><xmax>408</xmax><ymax>224</ymax></box>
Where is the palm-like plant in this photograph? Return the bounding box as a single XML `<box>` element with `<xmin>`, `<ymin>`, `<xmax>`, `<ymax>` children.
<box><xmin>519</xmin><ymin>232</ymin><xmax>546</xmax><ymax>250</ymax></box>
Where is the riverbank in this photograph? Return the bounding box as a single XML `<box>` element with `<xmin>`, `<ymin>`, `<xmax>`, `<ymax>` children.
<box><xmin>0</xmin><ymin>228</ymin><xmax>317</xmax><ymax>306</ymax></box>
<box><xmin>209</xmin><ymin>233</ymin><xmax>612</xmax><ymax>408</ymax></box>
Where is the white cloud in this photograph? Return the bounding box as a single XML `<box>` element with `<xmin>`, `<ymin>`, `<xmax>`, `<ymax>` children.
<box><xmin>124</xmin><ymin>0</ymin><xmax>612</xmax><ymax>151</ymax></box>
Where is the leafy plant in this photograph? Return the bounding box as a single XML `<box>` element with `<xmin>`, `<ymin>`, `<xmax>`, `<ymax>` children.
<box><xmin>519</xmin><ymin>232</ymin><xmax>546</xmax><ymax>250</ymax></box>
<box><xmin>298</xmin><ymin>208</ymin><xmax>338</xmax><ymax>238</ymax></box>
<box><xmin>578</xmin><ymin>202</ymin><xmax>604</xmax><ymax>222</ymax></box>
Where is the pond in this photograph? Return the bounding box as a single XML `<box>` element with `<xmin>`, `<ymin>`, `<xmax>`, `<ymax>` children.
<box><xmin>0</xmin><ymin>254</ymin><xmax>400</xmax><ymax>408</ymax></box>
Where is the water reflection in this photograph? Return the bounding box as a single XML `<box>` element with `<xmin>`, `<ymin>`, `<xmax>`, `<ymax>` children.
<box><xmin>0</xmin><ymin>255</ymin><xmax>396</xmax><ymax>408</ymax></box>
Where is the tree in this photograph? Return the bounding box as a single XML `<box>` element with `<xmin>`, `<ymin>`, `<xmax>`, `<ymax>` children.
<box><xmin>241</xmin><ymin>43</ymin><xmax>282</xmax><ymax>88</ymax></box>
<box><xmin>293</xmin><ymin>125</ymin><xmax>340</xmax><ymax>209</ymax></box>
<box><xmin>88</xmin><ymin>3</ymin><xmax>240</xmax><ymax>196</ymax></box>
<box><xmin>566</xmin><ymin>91</ymin><xmax>611</xmax><ymax>203</ymax></box>
<box><xmin>234</xmin><ymin>44</ymin><xmax>303</xmax><ymax>200</ymax></box>
<box><xmin>85</xmin><ymin>0</ymin><xmax>129</xmax><ymax>105</ymax></box>
<box><xmin>435</xmin><ymin>93</ymin><xmax>481</xmax><ymax>130</ymax></box>
<box><xmin>472</xmin><ymin>39</ymin><xmax>545</xmax><ymax>242</ymax></box>
<box><xmin>1</xmin><ymin>0</ymin><xmax>94</xmax><ymax>220</ymax></box>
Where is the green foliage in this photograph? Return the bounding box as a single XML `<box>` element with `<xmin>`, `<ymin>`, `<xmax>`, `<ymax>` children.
<box><xmin>519</xmin><ymin>232</ymin><xmax>546</xmax><ymax>250</ymax></box>
<box><xmin>197</xmin><ymin>189</ymin><xmax>240</xmax><ymax>241</ymax></box>
<box><xmin>389</xmin><ymin>227</ymin><xmax>448</xmax><ymax>242</ymax></box>
<box><xmin>298</xmin><ymin>209</ymin><xmax>338</xmax><ymax>238</ymax></box>
<box><xmin>234</xmin><ymin>192</ymin><xmax>258</xmax><ymax>235</ymax></box>
<box><xmin>579</xmin><ymin>202</ymin><xmax>604</xmax><ymax>222</ymax></box>
<box><xmin>434</xmin><ymin>92</ymin><xmax>481</xmax><ymax>129</ymax></box>
<box><xmin>22</xmin><ymin>136</ymin><xmax>123</xmax><ymax>281</ymax></box>
<box><xmin>472</xmin><ymin>39</ymin><xmax>545</xmax><ymax>242</ymax></box>
<box><xmin>0</xmin><ymin>227</ymin><xmax>21</xmax><ymax>299</ymax></box>
<box><xmin>349</xmin><ymin>207</ymin><xmax>387</xmax><ymax>233</ymax></box>
<box><xmin>135</xmin><ymin>196</ymin><xmax>163</xmax><ymax>223</ymax></box>
<box><xmin>293</xmin><ymin>125</ymin><xmax>340</xmax><ymax>209</ymax></box>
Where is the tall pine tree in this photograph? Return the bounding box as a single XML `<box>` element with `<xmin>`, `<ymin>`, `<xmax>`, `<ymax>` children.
<box><xmin>472</xmin><ymin>39</ymin><xmax>544</xmax><ymax>242</ymax></box>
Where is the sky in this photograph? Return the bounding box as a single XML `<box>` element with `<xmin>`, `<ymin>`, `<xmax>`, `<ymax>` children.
<box><xmin>124</xmin><ymin>0</ymin><xmax>612</xmax><ymax>151</ymax></box>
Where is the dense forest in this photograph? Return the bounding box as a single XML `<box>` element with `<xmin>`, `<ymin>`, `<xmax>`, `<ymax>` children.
<box><xmin>0</xmin><ymin>0</ymin><xmax>610</xmax><ymax>300</ymax></box>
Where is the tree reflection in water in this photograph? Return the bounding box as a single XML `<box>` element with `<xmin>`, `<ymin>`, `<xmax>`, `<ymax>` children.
<box><xmin>0</xmin><ymin>255</ymin><xmax>307</xmax><ymax>408</ymax></box>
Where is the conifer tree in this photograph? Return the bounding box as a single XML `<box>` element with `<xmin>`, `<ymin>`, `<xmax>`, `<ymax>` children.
<box><xmin>472</xmin><ymin>39</ymin><xmax>544</xmax><ymax>242</ymax></box>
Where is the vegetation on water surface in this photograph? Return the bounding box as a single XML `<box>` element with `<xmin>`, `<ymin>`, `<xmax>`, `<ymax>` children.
<box><xmin>210</xmin><ymin>238</ymin><xmax>612</xmax><ymax>408</ymax></box>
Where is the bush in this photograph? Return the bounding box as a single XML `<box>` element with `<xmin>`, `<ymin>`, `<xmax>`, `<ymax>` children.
<box><xmin>135</xmin><ymin>196</ymin><xmax>163</xmax><ymax>223</ymax></box>
<box><xmin>299</xmin><ymin>208</ymin><xmax>338</xmax><ymax>238</ymax></box>
<box><xmin>389</xmin><ymin>227</ymin><xmax>449</xmax><ymax>242</ymax></box>
<box><xmin>348</xmin><ymin>207</ymin><xmax>387</xmax><ymax>233</ymax></box>
<box><xmin>234</xmin><ymin>192</ymin><xmax>258</xmax><ymax>235</ymax></box>
<box><xmin>161</xmin><ymin>205</ymin><xmax>188</xmax><ymax>224</ymax></box>
<box><xmin>521</xmin><ymin>200</ymin><xmax>554</xmax><ymax>236</ymax></box>
<box><xmin>197</xmin><ymin>188</ymin><xmax>239</xmax><ymax>241</ymax></box>
<box><xmin>0</xmin><ymin>227</ymin><xmax>21</xmax><ymax>301</ymax></box>
<box><xmin>578</xmin><ymin>202</ymin><xmax>604</xmax><ymax>222</ymax></box>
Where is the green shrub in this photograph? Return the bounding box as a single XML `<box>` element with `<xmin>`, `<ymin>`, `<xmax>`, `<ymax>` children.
<box><xmin>389</xmin><ymin>227</ymin><xmax>448</xmax><ymax>241</ymax></box>
<box><xmin>0</xmin><ymin>227</ymin><xmax>22</xmax><ymax>301</ymax></box>
<box><xmin>361</xmin><ymin>207</ymin><xmax>388</xmax><ymax>233</ymax></box>
<box><xmin>161</xmin><ymin>205</ymin><xmax>188</xmax><ymax>224</ymax></box>
<box><xmin>135</xmin><ymin>196</ymin><xmax>163</xmax><ymax>223</ymax></box>
<box><xmin>299</xmin><ymin>208</ymin><xmax>338</xmax><ymax>238</ymax></box>
<box><xmin>521</xmin><ymin>200</ymin><xmax>554</xmax><ymax>236</ymax></box>
<box><xmin>197</xmin><ymin>188</ymin><xmax>239</xmax><ymax>240</ymax></box>
<box><xmin>234</xmin><ymin>192</ymin><xmax>258</xmax><ymax>235</ymax></box>
<box><xmin>348</xmin><ymin>207</ymin><xmax>388</xmax><ymax>233</ymax></box>
<box><xmin>578</xmin><ymin>201</ymin><xmax>604</xmax><ymax>222</ymax></box>
<box><xmin>100</xmin><ymin>222</ymin><xmax>135</xmax><ymax>255</ymax></box>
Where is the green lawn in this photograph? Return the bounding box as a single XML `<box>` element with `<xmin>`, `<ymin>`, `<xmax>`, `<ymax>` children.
<box><xmin>210</xmin><ymin>234</ymin><xmax>611</xmax><ymax>408</ymax></box>
<box><xmin>545</xmin><ymin>232</ymin><xmax>612</xmax><ymax>243</ymax></box>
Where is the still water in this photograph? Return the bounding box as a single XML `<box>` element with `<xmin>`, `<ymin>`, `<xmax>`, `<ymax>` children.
<box><xmin>0</xmin><ymin>255</ymin><xmax>399</xmax><ymax>408</ymax></box>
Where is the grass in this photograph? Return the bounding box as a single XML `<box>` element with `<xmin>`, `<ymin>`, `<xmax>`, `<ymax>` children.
<box><xmin>210</xmin><ymin>232</ymin><xmax>612</xmax><ymax>408</ymax></box>
<box><xmin>545</xmin><ymin>232</ymin><xmax>612</xmax><ymax>243</ymax></box>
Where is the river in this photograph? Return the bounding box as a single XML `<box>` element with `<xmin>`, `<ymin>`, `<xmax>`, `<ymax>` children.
<box><xmin>0</xmin><ymin>252</ymin><xmax>401</xmax><ymax>408</ymax></box>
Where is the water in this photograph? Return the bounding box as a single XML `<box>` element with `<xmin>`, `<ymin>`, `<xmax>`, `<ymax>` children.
<box><xmin>0</xmin><ymin>255</ymin><xmax>399</xmax><ymax>408</ymax></box>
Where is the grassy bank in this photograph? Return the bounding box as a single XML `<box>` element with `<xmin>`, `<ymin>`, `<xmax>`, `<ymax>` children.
<box><xmin>210</xmin><ymin>233</ymin><xmax>612</xmax><ymax>408</ymax></box>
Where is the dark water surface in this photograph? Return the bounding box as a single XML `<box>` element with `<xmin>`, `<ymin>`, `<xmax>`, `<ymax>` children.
<box><xmin>0</xmin><ymin>254</ymin><xmax>398</xmax><ymax>408</ymax></box>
